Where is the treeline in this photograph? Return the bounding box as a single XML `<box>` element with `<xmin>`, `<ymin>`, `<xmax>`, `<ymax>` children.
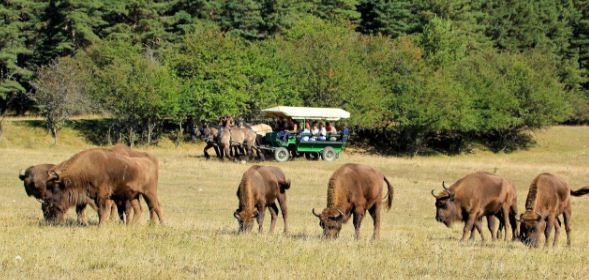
<box><xmin>1</xmin><ymin>0</ymin><xmax>588</xmax><ymax>153</ymax></box>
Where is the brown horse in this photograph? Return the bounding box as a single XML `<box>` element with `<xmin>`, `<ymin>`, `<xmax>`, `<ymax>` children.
<box><xmin>217</xmin><ymin>116</ymin><xmax>263</xmax><ymax>161</ymax></box>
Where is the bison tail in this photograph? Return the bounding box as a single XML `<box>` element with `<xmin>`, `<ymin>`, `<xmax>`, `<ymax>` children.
<box><xmin>571</xmin><ymin>187</ymin><xmax>589</xmax><ymax>197</ymax></box>
<box><xmin>280</xmin><ymin>179</ymin><xmax>291</xmax><ymax>192</ymax></box>
<box><xmin>383</xmin><ymin>176</ymin><xmax>394</xmax><ymax>211</ymax></box>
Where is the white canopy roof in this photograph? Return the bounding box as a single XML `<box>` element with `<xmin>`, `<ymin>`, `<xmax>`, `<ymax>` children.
<box><xmin>261</xmin><ymin>106</ymin><xmax>350</xmax><ymax>121</ymax></box>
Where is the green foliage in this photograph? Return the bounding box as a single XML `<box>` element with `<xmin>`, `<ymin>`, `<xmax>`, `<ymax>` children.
<box><xmin>0</xmin><ymin>0</ymin><xmax>587</xmax><ymax>151</ymax></box>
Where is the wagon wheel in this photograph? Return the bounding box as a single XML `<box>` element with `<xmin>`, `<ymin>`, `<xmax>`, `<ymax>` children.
<box><xmin>274</xmin><ymin>147</ymin><xmax>290</xmax><ymax>162</ymax></box>
<box><xmin>321</xmin><ymin>146</ymin><xmax>337</xmax><ymax>161</ymax></box>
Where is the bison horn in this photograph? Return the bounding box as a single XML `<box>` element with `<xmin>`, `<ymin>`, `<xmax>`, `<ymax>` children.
<box><xmin>336</xmin><ymin>208</ymin><xmax>345</xmax><ymax>218</ymax></box>
<box><xmin>442</xmin><ymin>181</ymin><xmax>449</xmax><ymax>190</ymax></box>
<box><xmin>233</xmin><ymin>210</ymin><xmax>240</xmax><ymax>220</ymax></box>
<box><xmin>312</xmin><ymin>208</ymin><xmax>321</xmax><ymax>218</ymax></box>
<box><xmin>19</xmin><ymin>169</ymin><xmax>26</xmax><ymax>180</ymax></box>
<box><xmin>431</xmin><ymin>189</ymin><xmax>437</xmax><ymax>198</ymax></box>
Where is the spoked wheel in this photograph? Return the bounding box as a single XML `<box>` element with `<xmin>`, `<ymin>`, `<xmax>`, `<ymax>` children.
<box><xmin>321</xmin><ymin>146</ymin><xmax>337</xmax><ymax>161</ymax></box>
<box><xmin>274</xmin><ymin>147</ymin><xmax>290</xmax><ymax>162</ymax></box>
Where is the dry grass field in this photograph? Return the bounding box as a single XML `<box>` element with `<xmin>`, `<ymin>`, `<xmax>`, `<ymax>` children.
<box><xmin>1</xmin><ymin>121</ymin><xmax>589</xmax><ymax>279</ymax></box>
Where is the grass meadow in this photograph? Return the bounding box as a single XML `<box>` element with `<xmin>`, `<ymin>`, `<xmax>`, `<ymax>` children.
<box><xmin>1</xmin><ymin>121</ymin><xmax>589</xmax><ymax>279</ymax></box>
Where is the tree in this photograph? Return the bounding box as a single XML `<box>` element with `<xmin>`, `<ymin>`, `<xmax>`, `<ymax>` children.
<box><xmin>357</xmin><ymin>0</ymin><xmax>418</xmax><ymax>37</ymax></box>
<box><xmin>84</xmin><ymin>40</ymin><xmax>179</xmax><ymax>145</ymax></box>
<box><xmin>0</xmin><ymin>0</ymin><xmax>46</xmax><ymax>115</ymax></box>
<box><xmin>32</xmin><ymin>57</ymin><xmax>90</xmax><ymax>144</ymax></box>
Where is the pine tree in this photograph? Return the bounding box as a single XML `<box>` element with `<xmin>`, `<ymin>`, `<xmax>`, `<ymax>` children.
<box><xmin>0</xmin><ymin>0</ymin><xmax>46</xmax><ymax>114</ymax></box>
<box><xmin>356</xmin><ymin>0</ymin><xmax>417</xmax><ymax>38</ymax></box>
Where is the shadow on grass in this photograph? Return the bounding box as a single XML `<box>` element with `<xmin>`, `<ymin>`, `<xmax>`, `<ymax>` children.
<box><xmin>37</xmin><ymin>218</ymin><xmax>96</xmax><ymax>228</ymax></box>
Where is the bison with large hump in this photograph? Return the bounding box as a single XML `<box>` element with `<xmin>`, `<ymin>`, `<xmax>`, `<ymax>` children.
<box><xmin>44</xmin><ymin>146</ymin><xmax>162</xmax><ymax>226</ymax></box>
<box><xmin>233</xmin><ymin>165</ymin><xmax>290</xmax><ymax>233</ymax></box>
<box><xmin>312</xmin><ymin>163</ymin><xmax>394</xmax><ymax>240</ymax></box>
<box><xmin>519</xmin><ymin>173</ymin><xmax>589</xmax><ymax>247</ymax></box>
<box><xmin>19</xmin><ymin>163</ymin><xmax>105</xmax><ymax>225</ymax></box>
<box><xmin>431</xmin><ymin>171</ymin><xmax>518</xmax><ymax>242</ymax></box>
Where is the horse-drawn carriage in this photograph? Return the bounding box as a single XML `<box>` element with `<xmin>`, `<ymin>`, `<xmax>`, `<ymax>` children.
<box><xmin>258</xmin><ymin>106</ymin><xmax>351</xmax><ymax>162</ymax></box>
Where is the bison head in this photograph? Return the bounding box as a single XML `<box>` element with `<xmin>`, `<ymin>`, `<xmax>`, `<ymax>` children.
<box><xmin>312</xmin><ymin>208</ymin><xmax>346</xmax><ymax>239</ymax></box>
<box><xmin>42</xmin><ymin>174</ymin><xmax>68</xmax><ymax>223</ymax></box>
<box><xmin>431</xmin><ymin>182</ymin><xmax>459</xmax><ymax>227</ymax></box>
<box><xmin>518</xmin><ymin>211</ymin><xmax>545</xmax><ymax>247</ymax></box>
<box><xmin>233</xmin><ymin>209</ymin><xmax>258</xmax><ymax>232</ymax></box>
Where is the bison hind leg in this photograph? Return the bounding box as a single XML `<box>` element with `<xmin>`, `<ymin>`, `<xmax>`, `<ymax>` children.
<box><xmin>268</xmin><ymin>203</ymin><xmax>279</xmax><ymax>234</ymax></box>
<box><xmin>368</xmin><ymin>204</ymin><xmax>381</xmax><ymax>240</ymax></box>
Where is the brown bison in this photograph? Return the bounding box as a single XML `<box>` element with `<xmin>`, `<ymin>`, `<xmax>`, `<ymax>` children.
<box><xmin>233</xmin><ymin>165</ymin><xmax>290</xmax><ymax>233</ymax></box>
<box><xmin>519</xmin><ymin>173</ymin><xmax>589</xmax><ymax>247</ymax></box>
<box><xmin>312</xmin><ymin>163</ymin><xmax>393</xmax><ymax>240</ymax></box>
<box><xmin>45</xmin><ymin>147</ymin><xmax>162</xmax><ymax>226</ymax></box>
<box><xmin>19</xmin><ymin>164</ymin><xmax>107</xmax><ymax>225</ymax></box>
<box><xmin>431</xmin><ymin>171</ymin><xmax>518</xmax><ymax>242</ymax></box>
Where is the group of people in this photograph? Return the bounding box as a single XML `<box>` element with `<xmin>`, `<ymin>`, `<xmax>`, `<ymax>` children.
<box><xmin>273</xmin><ymin>117</ymin><xmax>341</xmax><ymax>142</ymax></box>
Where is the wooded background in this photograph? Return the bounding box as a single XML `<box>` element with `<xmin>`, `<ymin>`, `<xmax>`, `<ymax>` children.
<box><xmin>1</xmin><ymin>0</ymin><xmax>588</xmax><ymax>153</ymax></box>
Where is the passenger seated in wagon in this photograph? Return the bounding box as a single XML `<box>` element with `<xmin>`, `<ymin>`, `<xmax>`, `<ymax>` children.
<box><xmin>300</xmin><ymin>120</ymin><xmax>311</xmax><ymax>142</ymax></box>
<box><xmin>326</xmin><ymin>122</ymin><xmax>338</xmax><ymax>141</ymax></box>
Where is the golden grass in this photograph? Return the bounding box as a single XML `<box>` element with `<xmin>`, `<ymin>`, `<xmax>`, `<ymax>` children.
<box><xmin>1</xmin><ymin>123</ymin><xmax>589</xmax><ymax>279</ymax></box>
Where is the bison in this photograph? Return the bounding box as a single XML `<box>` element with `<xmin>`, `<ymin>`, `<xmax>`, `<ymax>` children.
<box><xmin>19</xmin><ymin>164</ymin><xmax>105</xmax><ymax>225</ymax></box>
<box><xmin>312</xmin><ymin>163</ymin><xmax>393</xmax><ymax>240</ymax></box>
<box><xmin>431</xmin><ymin>171</ymin><xmax>518</xmax><ymax>242</ymax></box>
<box><xmin>518</xmin><ymin>173</ymin><xmax>589</xmax><ymax>247</ymax></box>
<box><xmin>45</xmin><ymin>147</ymin><xmax>162</xmax><ymax>226</ymax></box>
<box><xmin>233</xmin><ymin>165</ymin><xmax>290</xmax><ymax>233</ymax></box>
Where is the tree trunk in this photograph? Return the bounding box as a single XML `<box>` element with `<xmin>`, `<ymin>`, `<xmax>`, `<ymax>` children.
<box><xmin>106</xmin><ymin>124</ymin><xmax>112</xmax><ymax>146</ymax></box>
<box><xmin>50</xmin><ymin>126</ymin><xmax>58</xmax><ymax>145</ymax></box>
<box><xmin>128</xmin><ymin>126</ymin><xmax>135</xmax><ymax>148</ymax></box>
<box><xmin>146</xmin><ymin>121</ymin><xmax>154</xmax><ymax>146</ymax></box>
<box><xmin>175</xmin><ymin>121</ymin><xmax>183</xmax><ymax>147</ymax></box>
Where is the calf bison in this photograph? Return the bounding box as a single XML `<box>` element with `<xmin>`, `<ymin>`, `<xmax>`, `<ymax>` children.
<box><xmin>233</xmin><ymin>165</ymin><xmax>290</xmax><ymax>233</ymax></box>
<box><xmin>45</xmin><ymin>147</ymin><xmax>162</xmax><ymax>226</ymax></box>
<box><xmin>312</xmin><ymin>163</ymin><xmax>393</xmax><ymax>240</ymax></box>
<box><xmin>431</xmin><ymin>171</ymin><xmax>518</xmax><ymax>242</ymax></box>
<box><xmin>19</xmin><ymin>164</ymin><xmax>101</xmax><ymax>225</ymax></box>
<box><xmin>519</xmin><ymin>173</ymin><xmax>589</xmax><ymax>247</ymax></box>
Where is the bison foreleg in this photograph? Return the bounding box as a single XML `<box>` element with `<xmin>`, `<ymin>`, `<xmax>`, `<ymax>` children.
<box><xmin>461</xmin><ymin>213</ymin><xmax>478</xmax><ymax>242</ymax></box>
<box><xmin>501</xmin><ymin>206</ymin><xmax>511</xmax><ymax>241</ymax></box>
<box><xmin>256</xmin><ymin>205</ymin><xmax>265</xmax><ymax>233</ymax></box>
<box><xmin>353</xmin><ymin>209</ymin><xmax>365</xmax><ymax>240</ymax></box>
<box><xmin>96</xmin><ymin>196</ymin><xmax>111</xmax><ymax>226</ymax></box>
<box><xmin>544</xmin><ymin>217</ymin><xmax>554</xmax><ymax>248</ymax></box>
<box><xmin>268</xmin><ymin>203</ymin><xmax>279</xmax><ymax>234</ymax></box>
<box><xmin>486</xmin><ymin>215</ymin><xmax>497</xmax><ymax>241</ymax></box>
<box><xmin>473</xmin><ymin>218</ymin><xmax>485</xmax><ymax>242</ymax></box>
<box><xmin>75</xmin><ymin>204</ymin><xmax>88</xmax><ymax>226</ymax></box>
<box><xmin>552</xmin><ymin>217</ymin><xmax>561</xmax><ymax>247</ymax></box>
<box><xmin>130</xmin><ymin>198</ymin><xmax>143</xmax><ymax>224</ymax></box>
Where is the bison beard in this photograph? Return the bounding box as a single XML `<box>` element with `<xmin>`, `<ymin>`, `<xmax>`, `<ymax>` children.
<box><xmin>312</xmin><ymin>163</ymin><xmax>394</xmax><ymax>240</ymax></box>
<box><xmin>45</xmin><ymin>147</ymin><xmax>162</xmax><ymax>226</ymax></box>
<box><xmin>233</xmin><ymin>165</ymin><xmax>290</xmax><ymax>233</ymax></box>
<box><xmin>431</xmin><ymin>171</ymin><xmax>518</xmax><ymax>242</ymax></box>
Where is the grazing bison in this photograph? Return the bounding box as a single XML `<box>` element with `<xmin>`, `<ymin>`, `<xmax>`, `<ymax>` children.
<box><xmin>45</xmin><ymin>147</ymin><xmax>162</xmax><ymax>226</ymax></box>
<box><xmin>19</xmin><ymin>164</ymin><xmax>102</xmax><ymax>225</ymax></box>
<box><xmin>519</xmin><ymin>173</ymin><xmax>589</xmax><ymax>247</ymax></box>
<box><xmin>431</xmin><ymin>171</ymin><xmax>518</xmax><ymax>242</ymax></box>
<box><xmin>312</xmin><ymin>163</ymin><xmax>393</xmax><ymax>240</ymax></box>
<box><xmin>233</xmin><ymin>165</ymin><xmax>290</xmax><ymax>233</ymax></box>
